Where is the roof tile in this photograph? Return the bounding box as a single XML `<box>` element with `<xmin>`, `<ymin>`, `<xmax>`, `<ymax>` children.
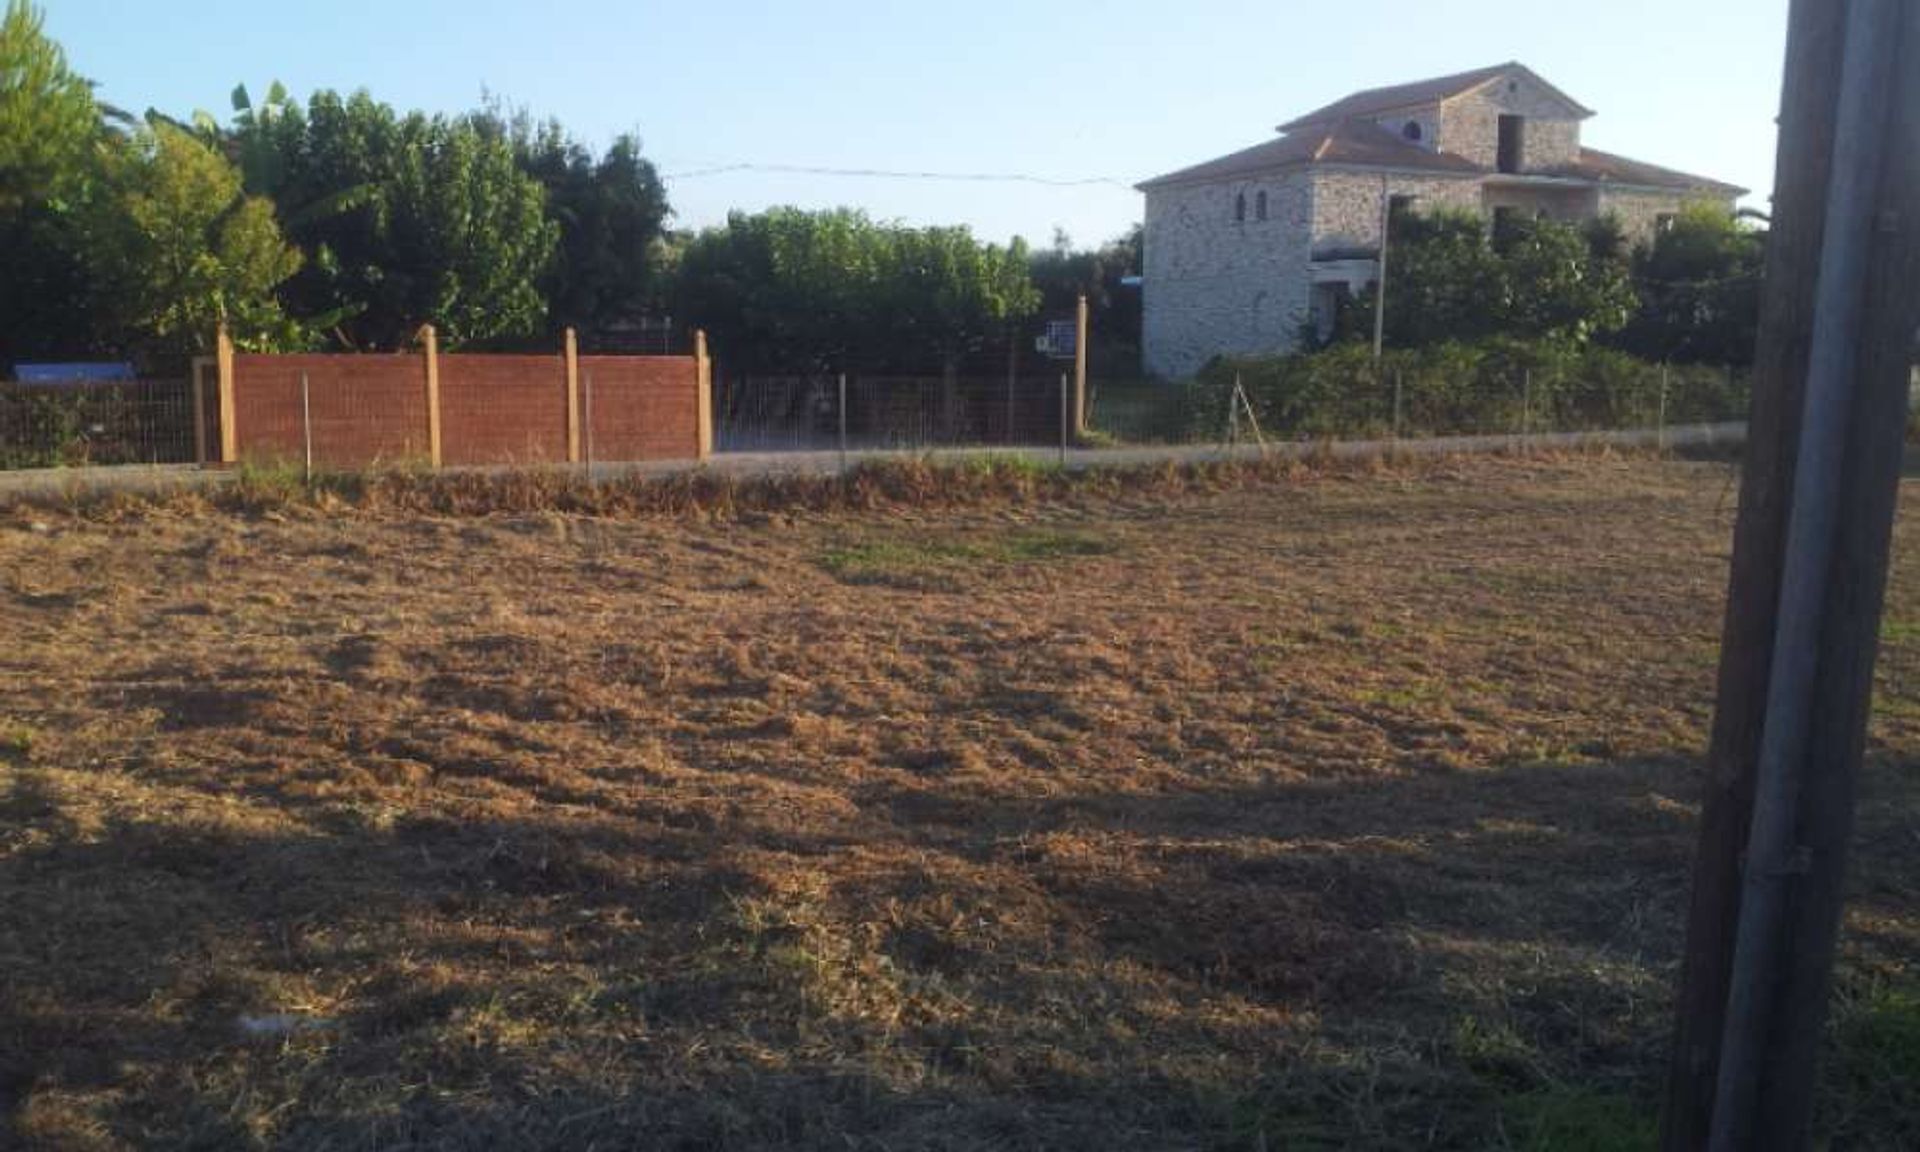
<box><xmin>1137</xmin><ymin>120</ymin><xmax>1482</xmax><ymax>190</ymax></box>
<box><xmin>1277</xmin><ymin>62</ymin><xmax>1594</xmax><ymax>131</ymax></box>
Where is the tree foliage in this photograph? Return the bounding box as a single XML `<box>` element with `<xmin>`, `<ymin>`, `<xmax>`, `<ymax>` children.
<box><xmin>0</xmin><ymin>0</ymin><xmax>97</xmax><ymax>212</ymax></box>
<box><xmin>1204</xmin><ymin>336</ymin><xmax>1748</xmax><ymax>439</ymax></box>
<box><xmin>0</xmin><ymin>0</ymin><xmax>106</xmax><ymax>364</ymax></box>
<box><xmin>84</xmin><ymin>124</ymin><xmax>303</xmax><ymax>355</ymax></box>
<box><xmin>473</xmin><ymin>106</ymin><xmax>672</xmax><ymax>341</ymax></box>
<box><xmin>1377</xmin><ymin>208</ymin><xmax>1509</xmax><ymax>346</ymax></box>
<box><xmin>221</xmin><ymin>90</ymin><xmax>557</xmax><ymax>349</ymax></box>
<box><xmin>1616</xmin><ymin>202</ymin><xmax>1765</xmax><ymax>365</ymax></box>
<box><xmin>1364</xmin><ymin>207</ymin><xmax>1636</xmax><ymax>349</ymax></box>
<box><xmin>675</xmin><ymin>207</ymin><xmax>1039</xmax><ymax>374</ymax></box>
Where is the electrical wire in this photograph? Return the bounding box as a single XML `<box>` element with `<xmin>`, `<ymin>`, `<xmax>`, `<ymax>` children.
<box><xmin>662</xmin><ymin>162</ymin><xmax>1133</xmax><ymax>189</ymax></box>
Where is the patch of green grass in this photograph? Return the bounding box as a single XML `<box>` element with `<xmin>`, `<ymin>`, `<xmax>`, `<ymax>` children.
<box><xmin>819</xmin><ymin>528</ymin><xmax>1114</xmax><ymax>587</ymax></box>
<box><xmin>1882</xmin><ymin>617</ymin><xmax>1920</xmax><ymax>644</ymax></box>
<box><xmin>1453</xmin><ymin>1014</ymin><xmax>1546</xmax><ymax>1091</ymax></box>
<box><xmin>954</xmin><ymin>452</ymin><xmax>1064</xmax><ymax>478</ymax></box>
<box><xmin>0</xmin><ymin>721</ymin><xmax>34</xmax><ymax>761</ymax></box>
<box><xmin>1359</xmin><ymin>679</ymin><xmax>1450</xmax><ymax>711</ymax></box>
<box><xmin>1822</xmin><ymin>979</ymin><xmax>1920</xmax><ymax>1148</ymax></box>
<box><xmin>1499</xmin><ymin>1085</ymin><xmax>1657</xmax><ymax>1152</ymax></box>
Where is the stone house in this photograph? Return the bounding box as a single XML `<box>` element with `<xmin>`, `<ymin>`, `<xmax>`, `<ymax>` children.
<box><xmin>1137</xmin><ymin>62</ymin><xmax>1746</xmax><ymax>377</ymax></box>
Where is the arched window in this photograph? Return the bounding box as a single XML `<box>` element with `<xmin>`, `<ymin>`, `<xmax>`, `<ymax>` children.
<box><xmin>1403</xmin><ymin>120</ymin><xmax>1423</xmax><ymax>142</ymax></box>
<box><xmin>1255</xmin><ymin>190</ymin><xmax>1268</xmax><ymax>221</ymax></box>
<box><xmin>1235</xmin><ymin>192</ymin><xmax>1246</xmax><ymax>222</ymax></box>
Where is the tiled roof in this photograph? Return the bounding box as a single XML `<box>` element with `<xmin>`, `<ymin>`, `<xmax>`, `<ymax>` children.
<box><xmin>1136</xmin><ymin>120</ymin><xmax>1483</xmax><ymax>190</ymax></box>
<box><xmin>1277</xmin><ymin>62</ymin><xmax>1593</xmax><ymax>131</ymax></box>
<box><xmin>1538</xmin><ymin>148</ymin><xmax>1748</xmax><ymax>196</ymax></box>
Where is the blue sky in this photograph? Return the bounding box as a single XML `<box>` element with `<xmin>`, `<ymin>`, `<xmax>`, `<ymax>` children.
<box><xmin>45</xmin><ymin>0</ymin><xmax>1786</xmax><ymax>247</ymax></box>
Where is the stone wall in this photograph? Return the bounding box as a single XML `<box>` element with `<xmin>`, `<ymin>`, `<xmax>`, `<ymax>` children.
<box><xmin>1368</xmin><ymin>103</ymin><xmax>1442</xmax><ymax>152</ymax></box>
<box><xmin>1518</xmin><ymin>120</ymin><xmax>1581</xmax><ymax>170</ymax></box>
<box><xmin>1481</xmin><ymin>182</ymin><xmax>1599</xmax><ymax>222</ymax></box>
<box><xmin>1141</xmin><ymin>172</ymin><xmax>1314</xmax><ymax>377</ymax></box>
<box><xmin>1597</xmin><ymin>188</ymin><xmax>1739</xmax><ymax>248</ymax></box>
<box><xmin>1439</xmin><ymin>76</ymin><xmax>1582</xmax><ymax>170</ymax></box>
<box><xmin>1308</xmin><ymin>170</ymin><xmax>1482</xmax><ymax>255</ymax></box>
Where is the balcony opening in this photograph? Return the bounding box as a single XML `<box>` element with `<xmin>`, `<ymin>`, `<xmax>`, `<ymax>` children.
<box><xmin>1497</xmin><ymin>115</ymin><xmax>1523</xmax><ymax>173</ymax></box>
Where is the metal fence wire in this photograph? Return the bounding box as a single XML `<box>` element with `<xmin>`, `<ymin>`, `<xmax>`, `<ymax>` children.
<box><xmin>711</xmin><ymin>363</ymin><xmax>1752</xmax><ymax>458</ymax></box>
<box><xmin>0</xmin><ymin>359</ymin><xmax>1756</xmax><ymax>473</ymax></box>
<box><xmin>716</xmin><ymin>375</ymin><xmax>1070</xmax><ymax>452</ymax></box>
<box><xmin>0</xmin><ymin>379</ymin><xmax>198</xmax><ymax>469</ymax></box>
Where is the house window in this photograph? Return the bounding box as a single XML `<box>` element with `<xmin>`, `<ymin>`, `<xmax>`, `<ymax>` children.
<box><xmin>1255</xmin><ymin>190</ymin><xmax>1268</xmax><ymax>221</ymax></box>
<box><xmin>1497</xmin><ymin>115</ymin><xmax>1524</xmax><ymax>173</ymax></box>
<box><xmin>1403</xmin><ymin>121</ymin><xmax>1423</xmax><ymax>142</ymax></box>
<box><xmin>1235</xmin><ymin>192</ymin><xmax>1246</xmax><ymax>222</ymax></box>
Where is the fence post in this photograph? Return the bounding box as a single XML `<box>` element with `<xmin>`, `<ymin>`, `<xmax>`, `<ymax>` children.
<box><xmin>1660</xmin><ymin>363</ymin><xmax>1671</xmax><ymax>452</ymax></box>
<box><xmin>1059</xmin><ymin>371</ymin><xmax>1069</xmax><ymax>466</ymax></box>
<box><xmin>1074</xmin><ymin>292</ymin><xmax>1089</xmax><ymax>438</ymax></box>
<box><xmin>1392</xmin><ymin>368</ymin><xmax>1404</xmax><ymax>442</ymax></box>
<box><xmin>564</xmin><ymin>327</ymin><xmax>581</xmax><ymax>465</ymax></box>
<box><xmin>300</xmin><ymin>371</ymin><xmax>313</xmax><ymax>482</ymax></box>
<box><xmin>1521</xmin><ymin>367</ymin><xmax>1532</xmax><ymax>451</ymax></box>
<box><xmin>215</xmin><ymin>324</ymin><xmax>237</xmax><ymax>464</ymax></box>
<box><xmin>421</xmin><ymin>324</ymin><xmax>441</xmax><ymax>469</ymax></box>
<box><xmin>190</xmin><ymin>356</ymin><xmax>210</xmax><ymax>466</ymax></box>
<box><xmin>695</xmin><ymin>329</ymin><xmax>713</xmax><ymax>460</ymax></box>
<box><xmin>1006</xmin><ymin>327</ymin><xmax>1018</xmax><ymax>444</ymax></box>
<box><xmin>838</xmin><ymin>372</ymin><xmax>849</xmax><ymax>474</ymax></box>
<box><xmin>583</xmin><ymin>369</ymin><xmax>594</xmax><ymax>474</ymax></box>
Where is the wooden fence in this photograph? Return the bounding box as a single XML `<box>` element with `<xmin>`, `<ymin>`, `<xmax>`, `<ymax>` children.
<box><xmin>204</xmin><ymin>326</ymin><xmax>711</xmax><ymax>470</ymax></box>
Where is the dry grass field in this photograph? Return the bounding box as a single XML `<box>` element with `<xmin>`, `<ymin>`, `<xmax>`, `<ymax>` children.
<box><xmin>0</xmin><ymin>454</ymin><xmax>1915</xmax><ymax>1150</ymax></box>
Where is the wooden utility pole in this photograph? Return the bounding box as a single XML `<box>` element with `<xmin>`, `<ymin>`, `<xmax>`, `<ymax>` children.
<box><xmin>1662</xmin><ymin>1</ymin><xmax>1920</xmax><ymax>1148</ymax></box>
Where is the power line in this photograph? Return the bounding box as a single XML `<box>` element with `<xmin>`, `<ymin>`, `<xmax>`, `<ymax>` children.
<box><xmin>661</xmin><ymin>162</ymin><xmax>1134</xmax><ymax>189</ymax></box>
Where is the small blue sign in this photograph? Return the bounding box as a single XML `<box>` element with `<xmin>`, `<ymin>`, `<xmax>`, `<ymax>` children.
<box><xmin>13</xmin><ymin>362</ymin><xmax>137</xmax><ymax>384</ymax></box>
<box><xmin>1036</xmin><ymin>320</ymin><xmax>1077</xmax><ymax>360</ymax></box>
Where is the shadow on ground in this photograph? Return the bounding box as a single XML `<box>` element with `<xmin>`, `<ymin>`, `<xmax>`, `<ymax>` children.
<box><xmin>4</xmin><ymin>746</ymin><xmax>1828</xmax><ymax>1151</ymax></box>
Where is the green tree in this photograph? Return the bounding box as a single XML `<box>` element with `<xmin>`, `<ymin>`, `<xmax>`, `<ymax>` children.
<box><xmin>675</xmin><ymin>207</ymin><xmax>1039</xmax><ymax>375</ymax></box>
<box><xmin>1379</xmin><ymin>207</ymin><xmax>1507</xmax><ymax>346</ymax></box>
<box><xmin>0</xmin><ymin>0</ymin><xmax>109</xmax><ymax>364</ymax></box>
<box><xmin>1616</xmin><ymin>201</ymin><xmax>1764</xmax><ymax>365</ymax></box>
<box><xmin>223</xmin><ymin>89</ymin><xmax>557</xmax><ymax>349</ymax></box>
<box><xmin>84</xmin><ymin>123</ymin><xmax>303</xmax><ymax>355</ymax></box>
<box><xmin>1362</xmin><ymin>207</ymin><xmax>1635</xmax><ymax>349</ymax></box>
<box><xmin>0</xmin><ymin>0</ymin><xmax>97</xmax><ymax>213</ymax></box>
<box><xmin>473</xmin><ymin>106</ymin><xmax>672</xmax><ymax>341</ymax></box>
<box><xmin>384</xmin><ymin>114</ymin><xmax>556</xmax><ymax>347</ymax></box>
<box><xmin>1497</xmin><ymin>214</ymin><xmax>1636</xmax><ymax>341</ymax></box>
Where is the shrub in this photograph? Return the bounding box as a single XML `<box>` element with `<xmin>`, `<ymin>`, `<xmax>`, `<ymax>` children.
<box><xmin>1199</xmin><ymin>338</ymin><xmax>1749</xmax><ymax>440</ymax></box>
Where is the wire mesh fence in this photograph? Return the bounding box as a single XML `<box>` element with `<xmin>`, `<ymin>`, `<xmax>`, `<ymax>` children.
<box><xmin>715</xmin><ymin>375</ymin><xmax>1070</xmax><ymax>453</ymax></box>
<box><xmin>1190</xmin><ymin>355</ymin><xmax>1752</xmax><ymax>443</ymax></box>
<box><xmin>712</xmin><ymin>360</ymin><xmax>1752</xmax><ymax>460</ymax></box>
<box><xmin>0</xmin><ymin>378</ymin><xmax>199</xmax><ymax>469</ymax></box>
<box><xmin>0</xmin><ymin>353</ymin><xmax>1756</xmax><ymax>474</ymax></box>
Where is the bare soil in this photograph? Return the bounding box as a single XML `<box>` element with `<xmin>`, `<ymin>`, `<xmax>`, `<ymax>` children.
<box><xmin>1</xmin><ymin>453</ymin><xmax>1914</xmax><ymax>1150</ymax></box>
